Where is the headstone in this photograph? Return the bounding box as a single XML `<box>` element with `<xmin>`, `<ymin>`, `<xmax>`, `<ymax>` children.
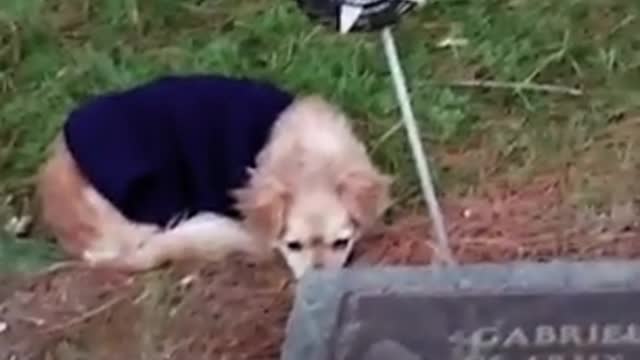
<box><xmin>281</xmin><ymin>260</ymin><xmax>640</xmax><ymax>360</ymax></box>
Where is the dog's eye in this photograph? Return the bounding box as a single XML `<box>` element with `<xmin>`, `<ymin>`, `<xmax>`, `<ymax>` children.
<box><xmin>332</xmin><ymin>238</ymin><xmax>350</xmax><ymax>251</ymax></box>
<box><xmin>286</xmin><ymin>241</ymin><xmax>303</xmax><ymax>251</ymax></box>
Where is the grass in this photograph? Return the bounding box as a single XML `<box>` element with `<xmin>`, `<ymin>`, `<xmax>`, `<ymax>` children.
<box><xmin>0</xmin><ymin>0</ymin><xmax>639</xmax><ymax>272</ymax></box>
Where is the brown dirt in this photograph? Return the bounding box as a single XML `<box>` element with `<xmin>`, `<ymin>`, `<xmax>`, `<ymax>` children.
<box><xmin>1</xmin><ymin>174</ymin><xmax>639</xmax><ymax>360</ymax></box>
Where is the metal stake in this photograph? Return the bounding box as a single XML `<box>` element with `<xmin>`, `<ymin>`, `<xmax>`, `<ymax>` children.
<box><xmin>380</xmin><ymin>27</ymin><xmax>455</xmax><ymax>266</ymax></box>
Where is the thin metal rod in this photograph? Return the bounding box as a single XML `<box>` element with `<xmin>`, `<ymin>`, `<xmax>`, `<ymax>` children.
<box><xmin>380</xmin><ymin>27</ymin><xmax>455</xmax><ymax>266</ymax></box>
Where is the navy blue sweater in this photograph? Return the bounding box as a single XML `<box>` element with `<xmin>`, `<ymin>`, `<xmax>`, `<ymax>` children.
<box><xmin>63</xmin><ymin>74</ymin><xmax>294</xmax><ymax>227</ymax></box>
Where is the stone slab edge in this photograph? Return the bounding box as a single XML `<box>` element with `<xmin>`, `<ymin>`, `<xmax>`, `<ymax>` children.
<box><xmin>280</xmin><ymin>260</ymin><xmax>640</xmax><ymax>360</ymax></box>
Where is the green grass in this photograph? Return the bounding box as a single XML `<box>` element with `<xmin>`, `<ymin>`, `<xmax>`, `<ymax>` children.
<box><xmin>0</xmin><ymin>231</ymin><xmax>62</xmax><ymax>272</ymax></box>
<box><xmin>1</xmin><ymin>0</ymin><xmax>639</xmax><ymax>272</ymax></box>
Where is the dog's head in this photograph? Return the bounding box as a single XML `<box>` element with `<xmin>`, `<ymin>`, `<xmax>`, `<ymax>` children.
<box><xmin>233</xmin><ymin>168</ymin><xmax>391</xmax><ymax>279</ymax></box>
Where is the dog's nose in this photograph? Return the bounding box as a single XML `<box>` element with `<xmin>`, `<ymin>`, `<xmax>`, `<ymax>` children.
<box><xmin>312</xmin><ymin>262</ymin><xmax>323</xmax><ymax>269</ymax></box>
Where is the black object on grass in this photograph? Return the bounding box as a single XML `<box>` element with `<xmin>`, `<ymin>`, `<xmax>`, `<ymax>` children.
<box><xmin>295</xmin><ymin>0</ymin><xmax>423</xmax><ymax>33</ymax></box>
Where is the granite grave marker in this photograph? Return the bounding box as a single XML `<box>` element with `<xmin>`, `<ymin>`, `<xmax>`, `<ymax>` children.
<box><xmin>281</xmin><ymin>261</ymin><xmax>640</xmax><ymax>360</ymax></box>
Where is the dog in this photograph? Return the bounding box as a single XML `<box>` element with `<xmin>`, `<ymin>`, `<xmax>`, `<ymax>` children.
<box><xmin>35</xmin><ymin>74</ymin><xmax>391</xmax><ymax>279</ymax></box>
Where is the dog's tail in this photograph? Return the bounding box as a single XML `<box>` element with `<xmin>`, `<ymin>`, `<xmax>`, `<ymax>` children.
<box><xmin>79</xmin><ymin>187</ymin><xmax>160</xmax><ymax>265</ymax></box>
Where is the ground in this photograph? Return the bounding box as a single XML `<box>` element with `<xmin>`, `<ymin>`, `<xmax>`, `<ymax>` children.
<box><xmin>0</xmin><ymin>0</ymin><xmax>639</xmax><ymax>359</ymax></box>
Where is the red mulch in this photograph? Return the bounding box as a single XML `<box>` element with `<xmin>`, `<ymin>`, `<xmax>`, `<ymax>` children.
<box><xmin>1</xmin><ymin>174</ymin><xmax>638</xmax><ymax>360</ymax></box>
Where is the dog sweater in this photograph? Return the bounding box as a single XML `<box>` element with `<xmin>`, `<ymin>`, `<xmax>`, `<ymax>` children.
<box><xmin>63</xmin><ymin>74</ymin><xmax>294</xmax><ymax>227</ymax></box>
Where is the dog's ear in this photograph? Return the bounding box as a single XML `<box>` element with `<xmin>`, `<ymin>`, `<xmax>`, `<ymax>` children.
<box><xmin>232</xmin><ymin>176</ymin><xmax>290</xmax><ymax>242</ymax></box>
<box><xmin>336</xmin><ymin>169</ymin><xmax>392</xmax><ymax>226</ymax></box>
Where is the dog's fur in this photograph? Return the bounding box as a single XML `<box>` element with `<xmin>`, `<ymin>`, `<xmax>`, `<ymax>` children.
<box><xmin>36</xmin><ymin>95</ymin><xmax>391</xmax><ymax>279</ymax></box>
